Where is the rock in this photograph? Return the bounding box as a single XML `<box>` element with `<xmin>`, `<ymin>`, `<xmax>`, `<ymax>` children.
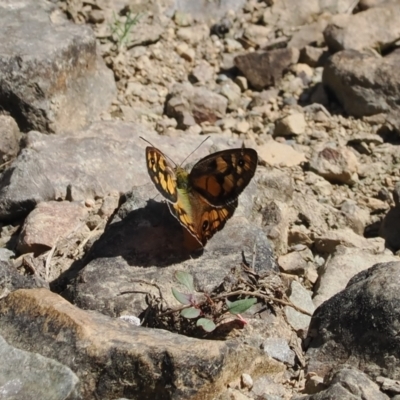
<box><xmin>278</xmin><ymin>250</ymin><xmax>309</xmax><ymax>275</ymax></box>
<box><xmin>17</xmin><ymin>201</ymin><xmax>88</xmax><ymax>255</ymax></box>
<box><xmin>0</xmin><ymin>116</ymin><xmax>21</xmax><ymax>163</ymax></box>
<box><xmin>0</xmin><ymin>122</ymin><xmax>252</xmax><ymax>221</ymax></box>
<box><xmin>87</xmin><ymin>9</ymin><xmax>104</xmax><ymax>24</ymax></box>
<box><xmin>262</xmin><ymin>337</ymin><xmax>296</xmax><ymax>366</ymax></box>
<box><xmin>313</xmin><ymin>228</ymin><xmax>377</xmax><ymax>254</ymax></box>
<box><xmin>234</xmin><ymin>48</ymin><xmax>300</xmax><ymax>90</ymax></box>
<box><xmin>0</xmin><ymin>249</ymin><xmax>14</xmax><ymax>263</ymax></box>
<box><xmin>307</xmin><ymin>261</ymin><xmax>400</xmax><ymax>381</ymax></box>
<box><xmin>234</xmin><ymin>76</ymin><xmax>248</xmax><ymax>91</ymax></box>
<box><xmin>0</xmin><ymin>0</ymin><xmax>116</xmax><ymax>133</ymax></box>
<box><xmin>65</xmin><ymin>184</ymin><xmax>277</xmax><ymax>317</ymax></box>
<box><xmin>224</xmin><ymin>38</ymin><xmax>243</xmax><ymax>53</ymax></box>
<box><xmin>274</xmin><ymin>113</ymin><xmax>307</xmax><ymax>136</ymax></box>
<box><xmin>0</xmin><ymin>288</ymin><xmax>280</xmax><ymax>399</ymax></box>
<box><xmin>0</xmin><ymin>121</ymin><xmax>148</xmax><ymax>220</ymax></box>
<box><xmin>262</xmin><ymin>0</ymin><xmax>320</xmax><ymax>29</ymax></box>
<box><xmin>172</xmin><ymin>1</ymin><xmax>247</xmax><ymax>22</ymax></box>
<box><xmin>298</xmin><ymin>367</ymin><xmax>389</xmax><ymax>400</ymax></box>
<box><xmin>259</xmin><ymin>201</ymin><xmax>291</xmax><ymax>256</ymax></box>
<box><xmin>257</xmin><ymin>140</ymin><xmax>306</xmax><ymax>167</ymax></box>
<box><xmin>218</xmin><ymin>388</ymin><xmax>253</xmax><ymax>400</ymax></box>
<box><xmin>173</xmin><ymin>11</ymin><xmax>193</xmax><ymax>27</ymax></box>
<box><xmin>235</xmin><ymin>120</ymin><xmax>250</xmax><ymax>134</ymax></box>
<box><xmin>340</xmin><ymin>200</ymin><xmax>370</xmax><ymax>236</ymax></box>
<box><xmin>243</xmin><ymin>24</ymin><xmax>273</xmax><ymax>48</ymax></box>
<box><xmin>288</xmin><ymin>18</ymin><xmax>329</xmax><ymax>50</ymax></box>
<box><xmin>0</xmin><ymin>260</ymin><xmax>49</xmax><ymax>299</ymax></box>
<box><xmin>322</xmin><ymin>50</ymin><xmax>400</xmax><ymax>129</ymax></box>
<box><xmin>313</xmin><ymin>245</ymin><xmax>398</xmax><ymax>307</ymax></box>
<box><xmin>0</xmin><ymin>334</ymin><xmax>79</xmax><ymax>400</ymax></box>
<box><xmin>176</xmin><ymin>24</ymin><xmax>209</xmax><ymax>44</ymax></box>
<box><xmin>359</xmin><ymin>0</ymin><xmax>399</xmax><ymax>9</ymax></box>
<box><xmin>190</xmin><ymin>60</ymin><xmax>214</xmax><ymax>84</ymax></box>
<box><xmin>176</xmin><ymin>42</ymin><xmax>196</xmax><ymax>62</ymax></box>
<box><xmin>288</xmin><ymin>226</ymin><xmax>313</xmax><ymax>248</ymax></box>
<box><xmin>166</xmin><ymin>82</ymin><xmax>228</xmax><ymax>129</ymax></box>
<box><xmin>380</xmin><ymin>206</ymin><xmax>400</xmax><ymax>251</ymax></box>
<box><xmin>241</xmin><ymin>373</ymin><xmax>253</xmax><ymax>389</ymax></box>
<box><xmin>323</xmin><ymin>4</ymin><xmax>400</xmax><ymax>52</ymax></box>
<box><xmin>126</xmin><ymin>23</ymin><xmax>164</xmax><ymax>48</ymax></box>
<box><xmin>300</xmin><ymin>46</ymin><xmax>330</xmax><ymax>68</ymax></box>
<box><xmin>309</xmin><ymin>146</ymin><xmax>359</xmax><ymax>185</ymax></box>
<box><xmin>377</xmin><ymin>376</ymin><xmax>400</xmax><ymax>395</ymax></box>
<box><xmin>220</xmin><ymin>80</ymin><xmax>242</xmax><ymax>109</ymax></box>
<box><xmin>250</xmin><ymin>374</ymin><xmax>291</xmax><ymax>398</ymax></box>
<box><xmin>284</xmin><ymin>280</ymin><xmax>315</xmax><ymax>332</ymax></box>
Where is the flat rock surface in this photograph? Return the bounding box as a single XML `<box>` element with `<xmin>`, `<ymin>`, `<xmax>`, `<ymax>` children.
<box><xmin>0</xmin><ymin>121</ymin><xmax>251</xmax><ymax>221</ymax></box>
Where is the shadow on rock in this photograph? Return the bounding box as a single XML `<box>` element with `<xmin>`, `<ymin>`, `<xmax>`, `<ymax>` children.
<box><xmin>89</xmin><ymin>199</ymin><xmax>203</xmax><ymax>266</ymax></box>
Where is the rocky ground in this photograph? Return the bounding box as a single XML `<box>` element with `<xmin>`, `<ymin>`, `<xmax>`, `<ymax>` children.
<box><xmin>0</xmin><ymin>0</ymin><xmax>400</xmax><ymax>399</ymax></box>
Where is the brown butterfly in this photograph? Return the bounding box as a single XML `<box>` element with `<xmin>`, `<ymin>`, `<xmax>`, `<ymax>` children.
<box><xmin>144</xmin><ymin>141</ymin><xmax>258</xmax><ymax>246</ymax></box>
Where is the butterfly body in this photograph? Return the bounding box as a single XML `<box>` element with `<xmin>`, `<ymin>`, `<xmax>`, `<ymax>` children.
<box><xmin>145</xmin><ymin>143</ymin><xmax>257</xmax><ymax>246</ymax></box>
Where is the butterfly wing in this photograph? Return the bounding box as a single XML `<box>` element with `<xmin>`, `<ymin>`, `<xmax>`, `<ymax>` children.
<box><xmin>145</xmin><ymin>147</ymin><xmax>178</xmax><ymax>203</ymax></box>
<box><xmin>168</xmin><ymin>191</ymin><xmax>238</xmax><ymax>246</ymax></box>
<box><xmin>189</xmin><ymin>146</ymin><xmax>258</xmax><ymax>206</ymax></box>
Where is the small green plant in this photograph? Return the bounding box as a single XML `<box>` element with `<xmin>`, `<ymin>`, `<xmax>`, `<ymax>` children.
<box><xmin>172</xmin><ymin>271</ymin><xmax>257</xmax><ymax>333</ymax></box>
<box><xmin>109</xmin><ymin>11</ymin><xmax>142</xmax><ymax>51</ymax></box>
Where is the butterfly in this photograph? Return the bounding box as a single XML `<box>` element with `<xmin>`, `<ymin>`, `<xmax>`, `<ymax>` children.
<box><xmin>143</xmin><ymin>140</ymin><xmax>258</xmax><ymax>247</ymax></box>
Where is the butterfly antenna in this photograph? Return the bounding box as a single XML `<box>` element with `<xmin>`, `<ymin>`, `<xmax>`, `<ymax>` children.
<box><xmin>139</xmin><ymin>136</ymin><xmax>156</xmax><ymax>147</ymax></box>
<box><xmin>179</xmin><ymin>136</ymin><xmax>211</xmax><ymax>167</ymax></box>
<box><xmin>139</xmin><ymin>136</ymin><xmax>178</xmax><ymax>166</ymax></box>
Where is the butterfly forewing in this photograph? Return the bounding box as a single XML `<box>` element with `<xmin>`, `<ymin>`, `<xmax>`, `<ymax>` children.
<box><xmin>145</xmin><ymin>147</ymin><xmax>178</xmax><ymax>203</ymax></box>
<box><xmin>189</xmin><ymin>147</ymin><xmax>258</xmax><ymax>206</ymax></box>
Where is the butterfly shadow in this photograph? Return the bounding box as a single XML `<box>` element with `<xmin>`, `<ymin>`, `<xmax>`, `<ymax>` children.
<box><xmin>85</xmin><ymin>198</ymin><xmax>204</xmax><ymax>268</ymax></box>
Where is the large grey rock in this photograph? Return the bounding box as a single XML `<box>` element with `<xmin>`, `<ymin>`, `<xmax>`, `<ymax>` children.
<box><xmin>322</xmin><ymin>50</ymin><xmax>400</xmax><ymax>131</ymax></box>
<box><xmin>0</xmin><ymin>121</ymin><xmax>261</xmax><ymax>221</ymax></box>
<box><xmin>307</xmin><ymin>261</ymin><xmax>400</xmax><ymax>380</ymax></box>
<box><xmin>324</xmin><ymin>4</ymin><xmax>400</xmax><ymax>52</ymax></box>
<box><xmin>0</xmin><ymin>0</ymin><xmax>116</xmax><ymax>133</ymax></box>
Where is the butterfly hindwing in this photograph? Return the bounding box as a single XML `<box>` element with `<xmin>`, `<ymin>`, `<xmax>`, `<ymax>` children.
<box><xmin>168</xmin><ymin>192</ymin><xmax>237</xmax><ymax>246</ymax></box>
<box><xmin>145</xmin><ymin>147</ymin><xmax>177</xmax><ymax>203</ymax></box>
<box><xmin>189</xmin><ymin>147</ymin><xmax>258</xmax><ymax>206</ymax></box>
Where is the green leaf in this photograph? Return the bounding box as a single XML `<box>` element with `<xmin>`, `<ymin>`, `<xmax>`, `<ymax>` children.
<box><xmin>227</xmin><ymin>298</ymin><xmax>257</xmax><ymax>315</ymax></box>
<box><xmin>175</xmin><ymin>271</ymin><xmax>195</xmax><ymax>292</ymax></box>
<box><xmin>196</xmin><ymin>318</ymin><xmax>216</xmax><ymax>332</ymax></box>
<box><xmin>180</xmin><ymin>307</ymin><xmax>201</xmax><ymax>319</ymax></box>
<box><xmin>172</xmin><ymin>288</ymin><xmax>191</xmax><ymax>305</ymax></box>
